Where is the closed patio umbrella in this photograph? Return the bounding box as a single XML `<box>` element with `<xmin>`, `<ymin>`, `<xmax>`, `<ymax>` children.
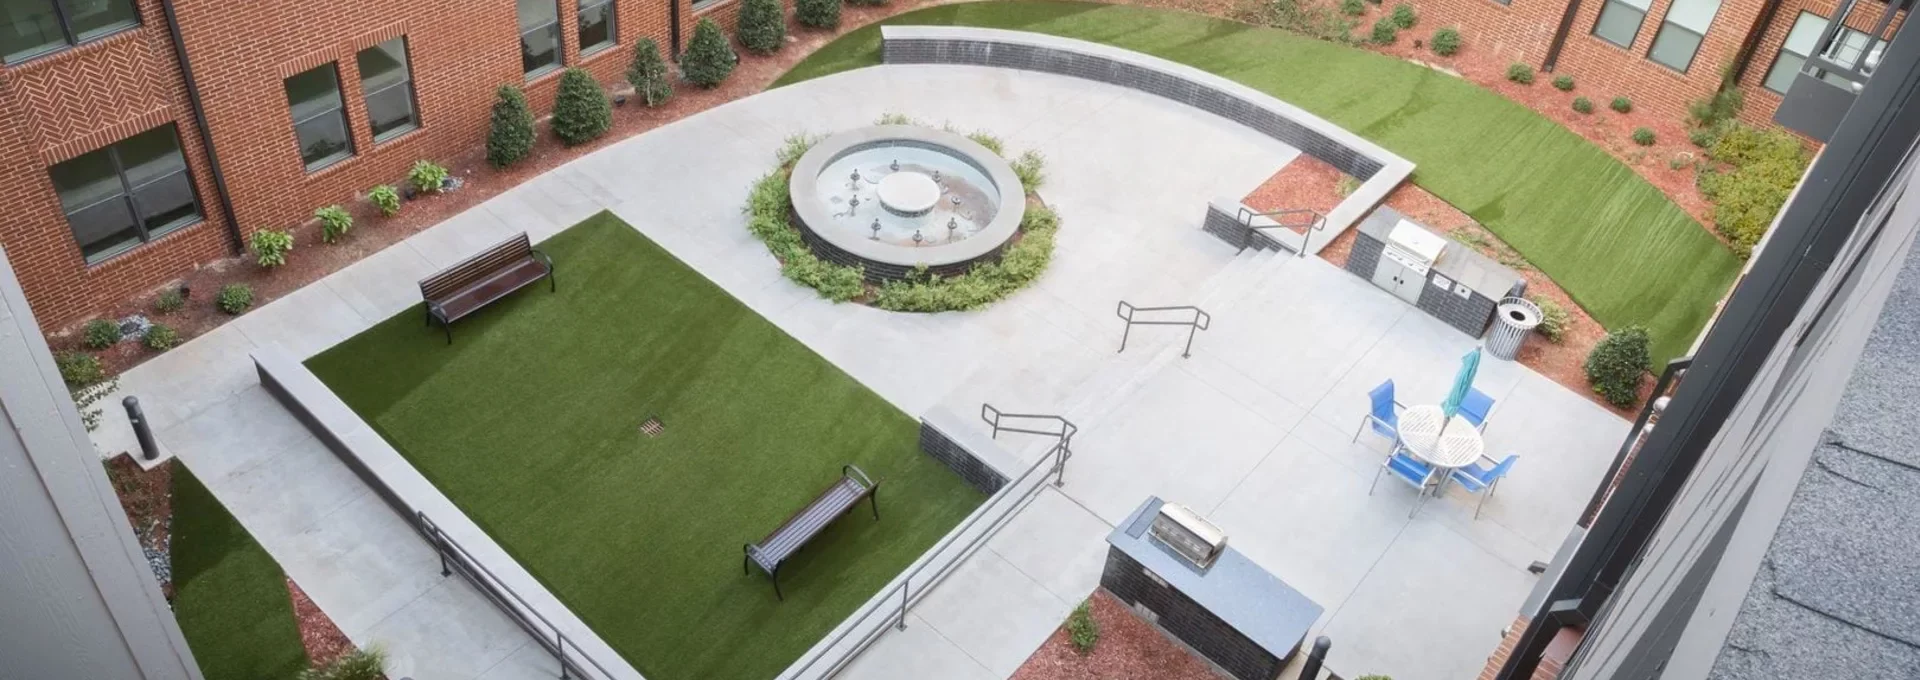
<box><xmin>1441</xmin><ymin>347</ymin><xmax>1483</xmax><ymax>421</ymax></box>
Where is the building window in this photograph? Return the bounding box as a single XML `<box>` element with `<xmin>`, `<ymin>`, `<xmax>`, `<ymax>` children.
<box><xmin>284</xmin><ymin>63</ymin><xmax>354</xmax><ymax>170</ymax></box>
<box><xmin>49</xmin><ymin>124</ymin><xmax>202</xmax><ymax>264</ymax></box>
<box><xmin>578</xmin><ymin>0</ymin><xmax>614</xmax><ymax>54</ymax></box>
<box><xmin>1592</xmin><ymin>0</ymin><xmax>1653</xmax><ymax>48</ymax></box>
<box><xmin>1762</xmin><ymin>12</ymin><xmax>1888</xmax><ymax>94</ymax></box>
<box><xmin>518</xmin><ymin>0</ymin><xmax>561</xmax><ymax>77</ymax></box>
<box><xmin>0</xmin><ymin>0</ymin><xmax>138</xmax><ymax>63</ymax></box>
<box><xmin>357</xmin><ymin>37</ymin><xmax>419</xmax><ymax>142</ymax></box>
<box><xmin>1646</xmin><ymin>0</ymin><xmax>1722</xmax><ymax>72</ymax></box>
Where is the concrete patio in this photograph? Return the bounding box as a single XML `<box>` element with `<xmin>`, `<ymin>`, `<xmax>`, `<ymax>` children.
<box><xmin>93</xmin><ymin>63</ymin><xmax>1628</xmax><ymax>680</ymax></box>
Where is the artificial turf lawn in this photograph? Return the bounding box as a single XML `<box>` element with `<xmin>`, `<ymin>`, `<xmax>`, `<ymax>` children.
<box><xmin>169</xmin><ymin>465</ymin><xmax>310</xmax><ymax>680</ymax></box>
<box><xmin>773</xmin><ymin>1</ymin><xmax>1741</xmax><ymax>365</ymax></box>
<box><xmin>306</xmin><ymin>212</ymin><xmax>984</xmax><ymax>680</ymax></box>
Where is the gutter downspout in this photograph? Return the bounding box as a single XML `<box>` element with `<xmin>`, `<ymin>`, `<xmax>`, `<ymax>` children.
<box><xmin>669</xmin><ymin>0</ymin><xmax>683</xmax><ymax>56</ymax></box>
<box><xmin>1541</xmin><ymin>0</ymin><xmax>1588</xmax><ymax>72</ymax></box>
<box><xmin>159</xmin><ymin>0</ymin><xmax>243</xmax><ymax>255</ymax></box>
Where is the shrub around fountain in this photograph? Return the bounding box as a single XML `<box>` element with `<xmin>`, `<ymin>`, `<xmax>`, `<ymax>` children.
<box><xmin>682</xmin><ymin>18</ymin><xmax>736</xmax><ymax>87</ymax></box>
<box><xmin>738</xmin><ymin>0</ymin><xmax>786</xmax><ymax>54</ymax></box>
<box><xmin>797</xmin><ymin>0</ymin><xmax>841</xmax><ymax>29</ymax></box>
<box><xmin>552</xmin><ymin>68</ymin><xmax>612</xmax><ymax>146</ymax></box>
<box><xmin>487</xmin><ymin>85</ymin><xmax>535</xmax><ymax>168</ymax></box>
<box><xmin>744</xmin><ymin>129</ymin><xmax>1060</xmax><ymax>312</ymax></box>
<box><xmin>626</xmin><ymin>38</ymin><xmax>674</xmax><ymax>106</ymax></box>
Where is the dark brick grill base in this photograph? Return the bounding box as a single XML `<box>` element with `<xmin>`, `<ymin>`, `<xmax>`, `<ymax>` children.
<box><xmin>1101</xmin><ymin>547</ymin><xmax>1293</xmax><ymax>680</ymax></box>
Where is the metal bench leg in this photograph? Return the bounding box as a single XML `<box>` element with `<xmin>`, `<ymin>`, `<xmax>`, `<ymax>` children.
<box><xmin>441</xmin><ymin>319</ymin><xmax>453</xmax><ymax>345</ymax></box>
<box><xmin>548</xmin><ymin>270</ymin><xmax>557</xmax><ymax>293</ymax></box>
<box><xmin>772</xmin><ymin>567</ymin><xmax>784</xmax><ymax>602</ymax></box>
<box><xmin>742</xmin><ymin>546</ymin><xmax>750</xmax><ymax>576</ymax></box>
<box><xmin>869</xmin><ymin>491</ymin><xmax>880</xmax><ymax>521</ymax></box>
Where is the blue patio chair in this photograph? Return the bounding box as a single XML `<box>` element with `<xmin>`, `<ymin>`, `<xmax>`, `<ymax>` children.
<box><xmin>1450</xmin><ymin>454</ymin><xmax>1519</xmax><ymax>519</ymax></box>
<box><xmin>1352</xmin><ymin>380</ymin><xmax>1405</xmax><ymax>444</ymax></box>
<box><xmin>1369</xmin><ymin>448</ymin><xmax>1437</xmax><ymax>518</ymax></box>
<box><xmin>1458</xmin><ymin>387</ymin><xmax>1495</xmax><ymax>431</ymax></box>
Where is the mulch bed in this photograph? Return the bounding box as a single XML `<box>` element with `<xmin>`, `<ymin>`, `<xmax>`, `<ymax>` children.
<box><xmin>1242</xmin><ymin>157</ymin><xmax>1644</xmax><ymax>416</ymax></box>
<box><xmin>104</xmin><ymin>456</ymin><xmax>358</xmax><ymax>672</ymax></box>
<box><xmin>1011</xmin><ymin>589</ymin><xmax>1221</xmax><ymax>680</ymax></box>
<box><xmin>55</xmin><ymin>0</ymin><xmax>953</xmax><ymax>377</ymax></box>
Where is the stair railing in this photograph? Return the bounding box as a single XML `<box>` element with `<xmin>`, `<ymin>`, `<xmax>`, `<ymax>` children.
<box><xmin>1236</xmin><ymin>206</ymin><xmax>1327</xmax><ymax>257</ymax></box>
<box><xmin>1115</xmin><ymin>300</ymin><xmax>1211</xmax><ymax>358</ymax></box>
<box><xmin>980</xmin><ymin>403</ymin><xmax>1076</xmax><ymax>486</ymax></box>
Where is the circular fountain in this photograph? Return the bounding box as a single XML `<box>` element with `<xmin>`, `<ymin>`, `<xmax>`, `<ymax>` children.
<box><xmin>789</xmin><ymin>125</ymin><xmax>1025</xmax><ymax>283</ymax></box>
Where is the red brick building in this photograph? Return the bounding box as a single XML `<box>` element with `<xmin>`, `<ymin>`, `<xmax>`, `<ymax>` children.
<box><xmin>0</xmin><ymin>0</ymin><xmax>1899</xmax><ymax>331</ymax></box>
<box><xmin>0</xmin><ymin>0</ymin><xmax>752</xmax><ymax>331</ymax></box>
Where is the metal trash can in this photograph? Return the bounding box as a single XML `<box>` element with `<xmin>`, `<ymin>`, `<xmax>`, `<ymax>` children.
<box><xmin>1487</xmin><ymin>297</ymin><xmax>1542</xmax><ymax>360</ymax></box>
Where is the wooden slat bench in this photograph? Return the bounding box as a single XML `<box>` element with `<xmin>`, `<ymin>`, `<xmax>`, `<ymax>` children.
<box><xmin>418</xmin><ymin>232</ymin><xmax>555</xmax><ymax>344</ymax></box>
<box><xmin>744</xmin><ymin>464</ymin><xmax>879</xmax><ymax>601</ymax></box>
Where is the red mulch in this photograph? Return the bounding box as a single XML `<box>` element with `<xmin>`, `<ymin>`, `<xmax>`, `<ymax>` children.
<box><xmin>1244</xmin><ymin>161</ymin><xmax>1643</xmax><ymax>416</ymax></box>
<box><xmin>1011</xmin><ymin>590</ymin><xmax>1221</xmax><ymax>680</ymax></box>
<box><xmin>290</xmin><ymin>578</ymin><xmax>358</xmax><ymax>669</ymax></box>
<box><xmin>54</xmin><ymin>0</ymin><xmax>951</xmax><ymax>376</ymax></box>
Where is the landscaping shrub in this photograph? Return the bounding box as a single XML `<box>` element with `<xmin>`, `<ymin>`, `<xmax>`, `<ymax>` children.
<box><xmin>368</xmin><ymin>184</ymin><xmax>401</xmax><ymax>217</ymax></box>
<box><xmin>1699</xmin><ymin>123</ymin><xmax>1809</xmax><ymax>257</ymax></box>
<box><xmin>1429</xmin><ymin>27</ymin><xmax>1460</xmax><ymax>56</ymax></box>
<box><xmin>1336</xmin><ymin>174</ymin><xmax>1361</xmax><ymax>196</ymax></box>
<box><xmin>1340</xmin><ymin>0</ymin><xmax>1364</xmax><ymax>16</ymax></box>
<box><xmin>250</xmin><ymin>229</ymin><xmax>293</xmax><ymax>268</ymax></box>
<box><xmin>1586</xmin><ymin>325</ymin><xmax>1651</xmax><ymax>408</ymax></box>
<box><xmin>486</xmin><ymin>86</ymin><xmax>536</xmax><ymax>168</ymax></box>
<box><xmin>1632</xmin><ymin>127</ymin><xmax>1656</xmax><ymax>146</ymax></box>
<box><xmin>315</xmin><ymin>205</ymin><xmax>352</xmax><ymax>243</ymax></box>
<box><xmin>1571</xmin><ymin>96</ymin><xmax>1594</xmax><ymax>114</ymax></box>
<box><xmin>967</xmin><ymin>131</ymin><xmax>1005</xmax><ymax>156</ymax></box>
<box><xmin>848</xmin><ymin>0</ymin><xmax>887</xmax><ymax>6</ymax></box>
<box><xmin>1012</xmin><ymin>150</ymin><xmax>1047</xmax><ymax>193</ymax></box>
<box><xmin>409</xmin><ymin>160</ymin><xmax>450</xmax><ymax>194</ymax></box>
<box><xmin>217</xmin><ymin>284</ymin><xmax>254</xmax><ymax>315</ymax></box>
<box><xmin>1689</xmin><ymin>128</ymin><xmax>1717</xmax><ymax>148</ymax></box>
<box><xmin>745</xmin><ymin>158</ymin><xmax>865</xmax><ymax>302</ymax></box>
<box><xmin>1369</xmin><ymin>18</ymin><xmax>1397</xmax><ymax>44</ymax></box>
<box><xmin>682</xmin><ymin>19</ymin><xmax>737</xmax><ymax>87</ymax></box>
<box><xmin>1688</xmin><ymin>88</ymin><xmax>1744</xmax><ymax>129</ymax></box>
<box><xmin>874</xmin><ymin>111</ymin><xmax>918</xmax><ymax>125</ymax></box>
<box><xmin>1250</xmin><ymin>0</ymin><xmax>1362</xmax><ymax>45</ymax></box>
<box><xmin>870</xmin><ymin>205</ymin><xmax>1060</xmax><ymax>312</ymax></box>
<box><xmin>144</xmin><ymin>324</ymin><xmax>180</xmax><ymax>351</ymax></box>
<box><xmin>775</xmin><ymin>132</ymin><xmax>822</xmax><ymax>166</ymax></box>
<box><xmin>153</xmin><ymin>288</ymin><xmax>185</xmax><ymax>315</ymax></box>
<box><xmin>552</xmin><ymin>68</ymin><xmax>613</xmax><ymax>146</ymax></box>
<box><xmin>1506</xmin><ymin>62</ymin><xmax>1534</xmax><ymax>84</ymax></box>
<box><xmin>83</xmin><ymin>319</ymin><xmax>122</xmax><ymax>349</ymax></box>
<box><xmin>1530</xmin><ymin>295</ymin><xmax>1570</xmax><ymax>343</ymax></box>
<box><xmin>1067</xmin><ymin>601</ymin><xmax>1100</xmax><ymax>655</ymax></box>
<box><xmin>56</xmin><ymin>351</ymin><xmax>104</xmax><ymax>387</ymax></box>
<box><xmin>296</xmin><ymin>647</ymin><xmax>385</xmax><ymax>680</ymax></box>
<box><xmin>796</xmin><ymin>0</ymin><xmax>841</xmax><ymax>29</ymax></box>
<box><xmin>1389</xmin><ymin>3</ymin><xmax>1416</xmax><ymax>28</ymax></box>
<box><xmin>627</xmin><ymin>38</ymin><xmax>674</xmax><ymax>106</ymax></box>
<box><xmin>738</xmin><ymin>0</ymin><xmax>786</xmax><ymax>54</ymax></box>
<box><xmin>1551</xmin><ymin>74</ymin><xmax>1574</xmax><ymax>91</ymax></box>
<box><xmin>1610</xmin><ymin>96</ymin><xmax>1633</xmax><ymax>113</ymax></box>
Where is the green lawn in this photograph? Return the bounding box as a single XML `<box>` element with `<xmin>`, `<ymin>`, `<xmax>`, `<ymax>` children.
<box><xmin>307</xmin><ymin>213</ymin><xmax>983</xmax><ymax>680</ymax></box>
<box><xmin>170</xmin><ymin>465</ymin><xmax>310</xmax><ymax>680</ymax></box>
<box><xmin>773</xmin><ymin>1</ymin><xmax>1739</xmax><ymax>365</ymax></box>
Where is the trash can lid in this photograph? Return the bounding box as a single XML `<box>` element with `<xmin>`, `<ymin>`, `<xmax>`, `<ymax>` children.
<box><xmin>1496</xmin><ymin>298</ymin><xmax>1543</xmax><ymax>329</ymax></box>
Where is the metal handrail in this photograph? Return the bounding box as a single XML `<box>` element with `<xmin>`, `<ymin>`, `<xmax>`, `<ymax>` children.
<box><xmin>418</xmin><ymin>511</ymin><xmax>617</xmax><ymax>680</ymax></box>
<box><xmin>1115</xmin><ymin>300</ymin><xmax>1211</xmax><ymax>358</ymax></box>
<box><xmin>981</xmin><ymin>404</ymin><xmax>1077</xmax><ymax>447</ymax></box>
<box><xmin>1236</xmin><ymin>206</ymin><xmax>1327</xmax><ymax>257</ymax></box>
<box><xmin>783</xmin><ymin>438</ymin><xmax>1072</xmax><ymax>680</ymax></box>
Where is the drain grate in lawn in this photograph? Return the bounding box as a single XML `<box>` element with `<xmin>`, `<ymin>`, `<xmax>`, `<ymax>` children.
<box><xmin>307</xmin><ymin>212</ymin><xmax>983</xmax><ymax>680</ymax></box>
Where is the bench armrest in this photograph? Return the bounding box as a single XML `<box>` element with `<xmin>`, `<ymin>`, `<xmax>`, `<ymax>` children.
<box><xmin>530</xmin><ymin>247</ymin><xmax>555</xmax><ymax>273</ymax></box>
<box><xmin>425</xmin><ymin>300</ymin><xmax>448</xmax><ymax>321</ymax></box>
<box><xmin>842</xmin><ymin>463</ymin><xmax>876</xmax><ymax>491</ymax></box>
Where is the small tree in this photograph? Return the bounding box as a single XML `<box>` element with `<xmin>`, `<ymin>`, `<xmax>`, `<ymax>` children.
<box><xmin>551</xmin><ymin>68</ymin><xmax>612</xmax><ymax>146</ymax></box>
<box><xmin>627</xmin><ymin>38</ymin><xmax>674</xmax><ymax>106</ymax></box>
<box><xmin>1585</xmin><ymin>325</ymin><xmax>1651</xmax><ymax>408</ymax></box>
<box><xmin>796</xmin><ymin>0</ymin><xmax>841</xmax><ymax>29</ymax></box>
<box><xmin>486</xmin><ymin>86</ymin><xmax>535</xmax><ymax>168</ymax></box>
<box><xmin>738</xmin><ymin>0</ymin><xmax>786</xmax><ymax>54</ymax></box>
<box><xmin>682</xmin><ymin>18</ymin><xmax>737</xmax><ymax>87</ymax></box>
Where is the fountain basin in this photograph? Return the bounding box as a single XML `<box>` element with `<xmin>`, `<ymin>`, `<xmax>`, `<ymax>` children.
<box><xmin>789</xmin><ymin>125</ymin><xmax>1025</xmax><ymax>283</ymax></box>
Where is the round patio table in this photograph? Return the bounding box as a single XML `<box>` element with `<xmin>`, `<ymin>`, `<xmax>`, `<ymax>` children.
<box><xmin>1397</xmin><ymin>404</ymin><xmax>1485</xmax><ymax>474</ymax></box>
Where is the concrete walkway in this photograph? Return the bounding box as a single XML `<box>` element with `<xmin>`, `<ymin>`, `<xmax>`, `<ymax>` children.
<box><xmin>94</xmin><ymin>64</ymin><xmax>1626</xmax><ymax>680</ymax></box>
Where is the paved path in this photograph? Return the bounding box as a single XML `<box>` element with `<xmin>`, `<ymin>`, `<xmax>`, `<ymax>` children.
<box><xmin>94</xmin><ymin>65</ymin><xmax>1626</xmax><ymax>680</ymax></box>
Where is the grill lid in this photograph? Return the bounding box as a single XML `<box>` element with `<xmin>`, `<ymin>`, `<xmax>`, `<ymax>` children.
<box><xmin>1387</xmin><ymin>220</ymin><xmax>1447</xmax><ymax>264</ymax></box>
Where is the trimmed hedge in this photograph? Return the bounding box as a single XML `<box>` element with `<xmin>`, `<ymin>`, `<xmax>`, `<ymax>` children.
<box><xmin>627</xmin><ymin>38</ymin><xmax>675</xmax><ymax>106</ymax></box>
<box><xmin>1585</xmin><ymin>325</ymin><xmax>1650</xmax><ymax>408</ymax></box>
<box><xmin>738</xmin><ymin>0</ymin><xmax>787</xmax><ymax>54</ymax></box>
<box><xmin>1430</xmin><ymin>27</ymin><xmax>1460</xmax><ymax>56</ymax></box>
<box><xmin>1699</xmin><ymin>124</ymin><xmax>1810</xmax><ymax>257</ymax></box>
<box><xmin>486</xmin><ymin>86</ymin><xmax>535</xmax><ymax>168</ymax></box>
<box><xmin>682</xmin><ymin>19</ymin><xmax>737</xmax><ymax>87</ymax></box>
<box><xmin>797</xmin><ymin>0</ymin><xmax>841</xmax><ymax>29</ymax></box>
<box><xmin>552</xmin><ymin>68</ymin><xmax>612</xmax><ymax>146</ymax></box>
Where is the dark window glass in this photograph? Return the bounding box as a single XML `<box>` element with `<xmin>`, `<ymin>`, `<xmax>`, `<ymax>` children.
<box><xmin>1647</xmin><ymin>0</ymin><xmax>1720</xmax><ymax>72</ymax></box>
<box><xmin>284</xmin><ymin>63</ymin><xmax>354</xmax><ymax>170</ymax></box>
<box><xmin>0</xmin><ymin>0</ymin><xmax>136</xmax><ymax>63</ymax></box>
<box><xmin>1592</xmin><ymin>0</ymin><xmax>1651</xmax><ymax>48</ymax></box>
<box><xmin>578</xmin><ymin>0</ymin><xmax>614</xmax><ymax>54</ymax></box>
<box><xmin>517</xmin><ymin>0</ymin><xmax>561</xmax><ymax>77</ymax></box>
<box><xmin>1764</xmin><ymin>13</ymin><xmax>1826</xmax><ymax>93</ymax></box>
<box><xmin>49</xmin><ymin>125</ymin><xmax>202</xmax><ymax>263</ymax></box>
<box><xmin>356</xmin><ymin>37</ymin><xmax>419</xmax><ymax>141</ymax></box>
